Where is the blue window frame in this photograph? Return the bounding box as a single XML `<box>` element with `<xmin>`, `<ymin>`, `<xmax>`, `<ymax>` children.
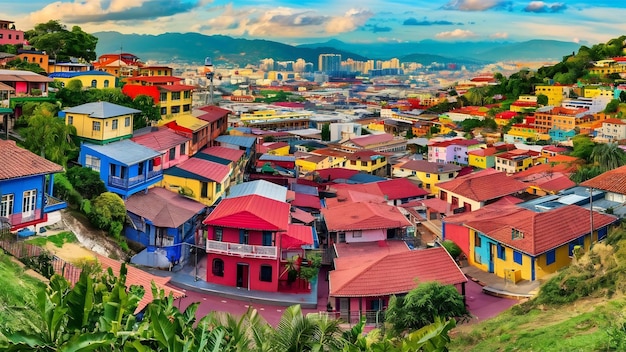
<box><xmin>568</xmin><ymin>237</ymin><xmax>584</xmax><ymax>257</ymax></box>
<box><xmin>513</xmin><ymin>251</ymin><xmax>523</xmax><ymax>265</ymax></box>
<box><xmin>546</xmin><ymin>249</ymin><xmax>556</xmax><ymax>265</ymax></box>
<box><xmin>497</xmin><ymin>244</ymin><xmax>505</xmax><ymax>260</ymax></box>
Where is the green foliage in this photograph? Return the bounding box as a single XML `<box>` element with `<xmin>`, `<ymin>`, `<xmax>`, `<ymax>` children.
<box><xmin>569</xmin><ymin>134</ymin><xmax>595</xmax><ymax>162</ymax></box>
<box><xmin>429</xmin><ymin>125</ymin><xmax>441</xmax><ymax>134</ymax></box>
<box><xmin>88</xmin><ymin>192</ymin><xmax>126</xmax><ymax>233</ymax></box>
<box><xmin>66</xmin><ymin>167</ymin><xmax>107</xmax><ymax>200</ymax></box>
<box><xmin>4</xmin><ymin>58</ymin><xmax>46</xmax><ymax>74</ymax></box>
<box><xmin>321</xmin><ymin>123</ymin><xmax>331</xmax><ymax>141</ymax></box>
<box><xmin>26</xmin><ymin>231</ymin><xmax>77</xmax><ymax>248</ymax></box>
<box><xmin>441</xmin><ymin>240</ymin><xmax>462</xmax><ymax>260</ymax></box>
<box><xmin>385</xmin><ymin>282</ymin><xmax>469</xmax><ymax>335</ymax></box>
<box><xmin>25</xmin><ymin>20</ymin><xmax>97</xmax><ymax>62</ymax></box>
<box><xmin>21</xmin><ymin>252</ymin><xmax>55</xmax><ymax>279</ymax></box>
<box><xmin>605</xmin><ymin>99</ymin><xmax>621</xmax><ymax>113</ymax></box>
<box><xmin>53</xmin><ymin>173</ymin><xmax>83</xmax><ymax>208</ymax></box>
<box><xmin>536</xmin><ymin>94</ymin><xmax>549</xmax><ymax>106</ymax></box>
<box><xmin>590</xmin><ymin>142</ymin><xmax>626</xmax><ymax>172</ymax></box>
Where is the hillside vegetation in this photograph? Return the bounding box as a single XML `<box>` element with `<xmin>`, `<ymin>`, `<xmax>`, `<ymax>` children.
<box><xmin>450</xmin><ymin>223</ymin><xmax>626</xmax><ymax>351</ymax></box>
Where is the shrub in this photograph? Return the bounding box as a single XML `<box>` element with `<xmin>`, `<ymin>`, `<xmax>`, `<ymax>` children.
<box><xmin>53</xmin><ymin>173</ymin><xmax>83</xmax><ymax>207</ymax></box>
<box><xmin>88</xmin><ymin>192</ymin><xmax>126</xmax><ymax>232</ymax></box>
<box><xmin>109</xmin><ymin>221</ymin><xmax>123</xmax><ymax>239</ymax></box>
<box><xmin>441</xmin><ymin>240</ymin><xmax>462</xmax><ymax>260</ymax></box>
<box><xmin>66</xmin><ymin>167</ymin><xmax>107</xmax><ymax>200</ymax></box>
<box><xmin>80</xmin><ymin>199</ymin><xmax>92</xmax><ymax>215</ymax></box>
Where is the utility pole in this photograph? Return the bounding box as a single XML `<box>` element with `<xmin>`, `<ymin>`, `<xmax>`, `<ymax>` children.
<box><xmin>204</xmin><ymin>57</ymin><xmax>214</xmax><ymax>105</ymax></box>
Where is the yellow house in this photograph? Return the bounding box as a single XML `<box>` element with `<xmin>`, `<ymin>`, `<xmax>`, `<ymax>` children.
<box><xmin>367</xmin><ymin>121</ymin><xmax>386</xmax><ymax>132</ymax></box>
<box><xmin>391</xmin><ymin>159</ymin><xmax>460</xmax><ymax>195</ymax></box>
<box><xmin>49</xmin><ymin>71</ymin><xmax>117</xmax><ymax>89</ymax></box>
<box><xmin>139</xmin><ymin>66</ymin><xmax>173</xmax><ymax>77</ymax></box>
<box><xmin>63</xmin><ymin>101</ymin><xmax>140</xmax><ymax>145</ymax></box>
<box><xmin>503</xmin><ymin>123</ymin><xmax>540</xmax><ymax>143</ymax></box>
<box><xmin>295</xmin><ymin>154</ymin><xmax>333</xmax><ymax>176</ymax></box>
<box><xmin>345</xmin><ymin>150</ymin><xmax>388</xmax><ymax>176</ymax></box>
<box><xmin>494</xmin><ymin>149</ymin><xmax>545</xmax><ymax>174</ymax></box>
<box><xmin>534</xmin><ymin>85</ymin><xmax>571</xmax><ymax>106</ymax></box>
<box><xmin>583</xmin><ymin>86</ymin><xmax>614</xmax><ymax>99</ymax></box>
<box><xmin>122</xmin><ymin>76</ymin><xmax>195</xmax><ymax>119</ymax></box>
<box><xmin>461</xmin><ymin>204</ymin><xmax>616</xmax><ymax>282</ymax></box>
<box><xmin>161</xmin><ymin>158</ymin><xmax>231</xmax><ymax>206</ymax></box>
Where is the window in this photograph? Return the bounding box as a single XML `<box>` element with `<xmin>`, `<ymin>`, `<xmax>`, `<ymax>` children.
<box><xmin>125</xmin><ymin>116</ymin><xmax>130</xmax><ymax>127</ymax></box>
<box><xmin>171</xmin><ymin>92</ymin><xmax>181</xmax><ymax>100</ymax></box>
<box><xmin>569</xmin><ymin>237</ymin><xmax>584</xmax><ymax>257</ymax></box>
<box><xmin>169</xmin><ymin>147</ymin><xmax>176</xmax><ymax>161</ymax></box>
<box><xmin>85</xmin><ymin>155</ymin><xmax>101</xmax><ymax>172</ymax></box>
<box><xmin>212</xmin><ymin>259</ymin><xmax>224</xmax><ymax>277</ymax></box>
<box><xmin>598</xmin><ymin>227</ymin><xmax>608</xmax><ymax>241</ymax></box>
<box><xmin>160</xmin><ymin>92</ymin><xmax>167</xmax><ymax>102</ymax></box>
<box><xmin>474</xmin><ymin>231</ymin><xmax>482</xmax><ymax>247</ymax></box>
<box><xmin>497</xmin><ymin>244</ymin><xmax>505</xmax><ymax>260</ymax></box>
<box><xmin>104</xmin><ymin>80</ymin><xmax>109</xmax><ymax>88</ymax></box>
<box><xmin>449</xmin><ymin>173</ymin><xmax>454</xmax><ymax>178</ymax></box>
<box><xmin>352</xmin><ymin>231</ymin><xmax>362</xmax><ymax>238</ymax></box>
<box><xmin>214</xmin><ymin>227</ymin><xmax>223</xmax><ymax>241</ymax></box>
<box><xmin>92</xmin><ymin>121</ymin><xmax>101</xmax><ymax>131</ymax></box>
<box><xmin>350</xmin><ymin>160</ymin><xmax>357</xmax><ymax>165</ymax></box>
<box><xmin>262</xmin><ymin>231</ymin><xmax>272</xmax><ymax>246</ymax></box>
<box><xmin>239</xmin><ymin>230</ymin><xmax>249</xmax><ymax>244</ymax></box>
<box><xmin>546</xmin><ymin>249</ymin><xmax>556</xmax><ymax>265</ymax></box>
<box><xmin>201</xmin><ymin>182</ymin><xmax>208</xmax><ymax>198</ymax></box>
<box><xmin>512</xmin><ymin>228</ymin><xmax>524</xmax><ymax>240</ymax></box>
<box><xmin>22</xmin><ymin>190</ymin><xmax>36</xmax><ymax>215</ymax></box>
<box><xmin>474</xmin><ymin>251</ymin><xmax>482</xmax><ymax>264</ymax></box>
<box><xmin>338</xmin><ymin>233</ymin><xmax>346</xmax><ymax>243</ymax></box>
<box><xmin>183</xmin><ymin>104</ymin><xmax>191</xmax><ymax>112</ymax></box>
<box><xmin>216</xmin><ymin>183</ymin><xmax>222</xmax><ymax>193</ymax></box>
<box><xmin>184</xmin><ymin>91</ymin><xmax>190</xmax><ymax>99</ymax></box>
<box><xmin>180</xmin><ymin>143</ymin><xmax>186</xmax><ymax>156</ymax></box>
<box><xmin>259</xmin><ymin>265</ymin><xmax>272</xmax><ymax>282</ymax></box>
<box><xmin>1</xmin><ymin>194</ymin><xmax>14</xmax><ymax>217</ymax></box>
<box><xmin>91</xmin><ymin>79</ymin><xmax>97</xmax><ymax>88</ymax></box>
<box><xmin>111</xmin><ymin>119</ymin><xmax>118</xmax><ymax>130</ymax></box>
<box><xmin>361</xmin><ymin>161</ymin><xmax>367</xmax><ymax>167</ymax></box>
<box><xmin>67</xmin><ymin>115</ymin><xmax>73</xmax><ymax>125</ymax></box>
<box><xmin>16</xmin><ymin>35</ymin><xmax>19</xmax><ymax>40</ymax></box>
<box><xmin>160</xmin><ymin>107</ymin><xmax>167</xmax><ymax>115</ymax></box>
<box><xmin>513</xmin><ymin>251</ymin><xmax>523</xmax><ymax>265</ymax></box>
<box><xmin>426</xmin><ymin>173</ymin><xmax>431</xmax><ymax>178</ymax></box>
<box><xmin>171</xmin><ymin>106</ymin><xmax>180</xmax><ymax>114</ymax></box>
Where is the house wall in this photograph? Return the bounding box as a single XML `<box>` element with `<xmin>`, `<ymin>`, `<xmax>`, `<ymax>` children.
<box><xmin>0</xmin><ymin>175</ymin><xmax>45</xmax><ymax>230</ymax></box>
<box><xmin>443</xmin><ymin>223</ymin><xmax>470</xmax><ymax>256</ymax></box>
<box><xmin>490</xmin><ymin>244</ymin><xmax>533</xmax><ymax>281</ymax></box>
<box><xmin>206</xmin><ymin>253</ymin><xmax>280</xmax><ymax>292</ymax></box>
<box><xmin>54</xmin><ymin>75</ymin><xmax>115</xmax><ymax>89</ymax></box>
<box><xmin>206</xmin><ymin>227</ymin><xmax>277</xmax><ymax>247</ymax></box>
<box><xmin>159</xmin><ymin>89</ymin><xmax>193</xmax><ymax>117</ymax></box>
<box><xmin>0</xmin><ymin>29</ymin><xmax>24</xmax><ymax>45</ymax></box>
<box><xmin>18</xmin><ymin>53</ymin><xmax>49</xmax><ymax>72</ymax></box>
<box><xmin>468</xmin><ymin>154</ymin><xmax>494</xmax><ymax>169</ymax></box>
<box><xmin>161</xmin><ymin>142</ymin><xmax>190</xmax><ymax>169</ymax></box>
<box><xmin>439</xmin><ymin>190</ymin><xmax>482</xmax><ymax>211</ymax></box>
<box><xmin>68</xmin><ymin>112</ymin><xmax>134</xmax><ymax>144</ymax></box>
<box><xmin>345</xmin><ymin>229</ymin><xmax>385</xmax><ymax>243</ymax></box>
<box><xmin>160</xmin><ymin>174</ymin><xmax>224</xmax><ymax>207</ymax></box>
<box><xmin>345</xmin><ymin>157</ymin><xmax>387</xmax><ymax>174</ymax></box>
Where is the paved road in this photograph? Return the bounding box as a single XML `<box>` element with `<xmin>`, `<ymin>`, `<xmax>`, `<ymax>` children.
<box><xmin>171</xmin><ymin>278</ymin><xmax>518</xmax><ymax>327</ymax></box>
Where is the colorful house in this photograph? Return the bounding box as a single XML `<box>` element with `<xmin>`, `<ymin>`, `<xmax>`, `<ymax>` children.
<box><xmin>444</xmin><ymin>203</ymin><xmax>616</xmax><ymax>282</ymax></box>
<box><xmin>93</xmin><ymin>53</ymin><xmax>143</xmax><ymax>78</ymax></box>
<box><xmin>597</xmin><ymin>118</ymin><xmax>626</xmax><ymax>142</ymax></box>
<box><xmin>427</xmin><ymin>139</ymin><xmax>483</xmax><ymax>165</ymax></box>
<box><xmin>494</xmin><ymin>149</ymin><xmax>544</xmax><ymax>175</ymax></box>
<box><xmin>330</xmin><ymin>243</ymin><xmax>467</xmax><ymax>324</ymax></box>
<box><xmin>79</xmin><ymin>139</ymin><xmax>164</xmax><ymax>199</ymax></box>
<box><xmin>0</xmin><ymin>140</ymin><xmax>66</xmax><ymax>231</ymax></box>
<box><xmin>125</xmin><ymin>187</ymin><xmax>206</xmax><ymax>268</ymax></box>
<box><xmin>193</xmin><ymin>105</ymin><xmax>230</xmax><ymax>146</ymax></box>
<box><xmin>548</xmin><ymin>128</ymin><xmax>576</xmax><ymax>142</ymax></box>
<box><xmin>534</xmin><ymin>85</ymin><xmax>571</xmax><ymax>106</ymax></box>
<box><xmin>0</xmin><ymin>20</ymin><xmax>25</xmax><ymax>45</ymax></box>
<box><xmin>64</xmin><ymin>102</ymin><xmax>141</xmax><ymax>145</ymax></box>
<box><xmin>49</xmin><ymin>70</ymin><xmax>116</xmax><ymax>89</ymax></box>
<box><xmin>214</xmin><ymin>135</ymin><xmax>257</xmax><ymax>159</ymax></box>
<box><xmin>437</xmin><ymin>169</ymin><xmax>527</xmax><ymax>212</ymax></box>
<box><xmin>0</xmin><ymin>69</ymin><xmax>52</xmax><ymax>96</ymax></box>
<box><xmin>391</xmin><ymin>160</ymin><xmax>461</xmax><ymax>195</ymax></box>
<box><xmin>197</xmin><ymin>146</ymin><xmax>246</xmax><ymax>184</ymax></box>
<box><xmin>161</xmin><ymin>157</ymin><xmax>231</xmax><ymax>207</ymax></box>
<box><xmin>344</xmin><ymin>150</ymin><xmax>388</xmax><ymax>176</ymax></box>
<box><xmin>16</xmin><ymin>49</ymin><xmax>49</xmax><ymax>72</ymax></box>
<box><xmin>503</xmin><ymin>123</ymin><xmax>542</xmax><ymax>143</ymax></box>
<box><xmin>159</xmin><ymin>114</ymin><xmax>209</xmax><ymax>156</ymax></box>
<box><xmin>122</xmin><ymin>76</ymin><xmax>195</xmax><ymax>118</ymax></box>
<box><xmin>203</xmin><ymin>194</ymin><xmax>314</xmax><ymax>292</ymax></box>
<box><xmin>582</xmin><ymin>165</ymin><xmax>626</xmax><ymax>205</ymax></box>
<box><xmin>131</xmin><ymin>128</ymin><xmax>191</xmax><ymax>169</ymax></box>
<box><xmin>467</xmin><ymin>144</ymin><xmax>516</xmax><ymax>169</ymax></box>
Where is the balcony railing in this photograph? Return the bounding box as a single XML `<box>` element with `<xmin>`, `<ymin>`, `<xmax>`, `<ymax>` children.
<box><xmin>108</xmin><ymin>169</ymin><xmax>163</xmax><ymax>189</ymax></box>
<box><xmin>43</xmin><ymin>193</ymin><xmax>67</xmax><ymax>213</ymax></box>
<box><xmin>206</xmin><ymin>240</ymin><xmax>277</xmax><ymax>259</ymax></box>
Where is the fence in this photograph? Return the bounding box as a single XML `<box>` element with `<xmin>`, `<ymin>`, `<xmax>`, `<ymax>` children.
<box><xmin>0</xmin><ymin>239</ymin><xmax>83</xmax><ymax>285</ymax></box>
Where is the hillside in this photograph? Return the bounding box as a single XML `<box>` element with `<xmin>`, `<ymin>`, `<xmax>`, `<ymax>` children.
<box><xmin>449</xmin><ymin>226</ymin><xmax>626</xmax><ymax>351</ymax></box>
<box><xmin>93</xmin><ymin>31</ymin><xmax>368</xmax><ymax>66</ymax></box>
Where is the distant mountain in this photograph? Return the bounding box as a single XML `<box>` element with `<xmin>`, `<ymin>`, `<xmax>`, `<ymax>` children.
<box><xmin>298</xmin><ymin>39</ymin><xmax>581</xmax><ymax>62</ymax></box>
<box><xmin>93</xmin><ymin>32</ymin><xmax>368</xmax><ymax>66</ymax></box>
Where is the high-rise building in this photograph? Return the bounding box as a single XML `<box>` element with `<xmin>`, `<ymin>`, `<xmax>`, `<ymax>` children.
<box><xmin>318</xmin><ymin>54</ymin><xmax>342</xmax><ymax>72</ymax></box>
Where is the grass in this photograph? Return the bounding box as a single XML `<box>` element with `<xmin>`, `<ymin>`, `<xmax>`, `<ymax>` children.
<box><xmin>0</xmin><ymin>253</ymin><xmax>45</xmax><ymax>337</ymax></box>
<box><xmin>26</xmin><ymin>231</ymin><xmax>77</xmax><ymax>248</ymax></box>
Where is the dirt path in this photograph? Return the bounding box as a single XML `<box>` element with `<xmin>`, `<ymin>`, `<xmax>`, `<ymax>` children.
<box><xmin>59</xmin><ymin>210</ymin><xmax>128</xmax><ymax>261</ymax></box>
<box><xmin>44</xmin><ymin>242</ymin><xmax>96</xmax><ymax>264</ymax></box>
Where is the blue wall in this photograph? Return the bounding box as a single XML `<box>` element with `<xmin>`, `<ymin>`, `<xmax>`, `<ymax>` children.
<box><xmin>0</xmin><ymin>175</ymin><xmax>45</xmax><ymax>221</ymax></box>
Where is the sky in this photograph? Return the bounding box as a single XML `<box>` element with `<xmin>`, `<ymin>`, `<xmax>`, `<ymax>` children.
<box><xmin>3</xmin><ymin>0</ymin><xmax>626</xmax><ymax>46</ymax></box>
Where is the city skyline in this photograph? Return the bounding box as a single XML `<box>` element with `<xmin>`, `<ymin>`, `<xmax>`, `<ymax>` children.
<box><xmin>3</xmin><ymin>1</ymin><xmax>626</xmax><ymax>46</ymax></box>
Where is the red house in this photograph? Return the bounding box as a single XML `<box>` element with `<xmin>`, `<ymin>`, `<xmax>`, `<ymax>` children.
<box><xmin>203</xmin><ymin>194</ymin><xmax>313</xmax><ymax>292</ymax></box>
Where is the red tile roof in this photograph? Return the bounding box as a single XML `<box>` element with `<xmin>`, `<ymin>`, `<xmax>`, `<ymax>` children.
<box><xmin>417</xmin><ymin>197</ymin><xmax>452</xmax><ymax>214</ymax></box>
<box><xmin>542</xmin><ymin>145</ymin><xmax>569</xmax><ymax>153</ymax></box>
<box><xmin>95</xmin><ymin>254</ymin><xmax>185</xmax><ymax>314</ymax></box>
<box><xmin>581</xmin><ymin>165</ymin><xmax>626</xmax><ymax>194</ymax></box>
<box><xmin>346</xmin><ymin>150</ymin><xmax>386</xmax><ymax>161</ymax></box>
<box><xmin>602</xmin><ymin>118</ymin><xmax>626</xmax><ymax>125</ymax></box>
<box><xmin>195</xmin><ymin>105</ymin><xmax>231</xmax><ymax>123</ymax></box>
<box><xmin>349</xmin><ymin>133</ymin><xmax>394</xmax><ymax>147</ymax></box>
<box><xmin>280</xmin><ymin>224</ymin><xmax>314</xmax><ymax>249</ymax></box>
<box><xmin>437</xmin><ymin>169</ymin><xmax>527</xmax><ymax>202</ymax></box>
<box><xmin>177</xmin><ymin>158</ymin><xmax>230</xmax><ymax>182</ymax></box>
<box><xmin>315</xmin><ymin>168</ymin><xmax>359</xmax><ymax>181</ymax></box>
<box><xmin>513</xmin><ymin>157</ymin><xmax>581</xmax><ymax>179</ymax></box>
<box><xmin>200</xmin><ymin>146</ymin><xmax>244</xmax><ymax>162</ymax></box>
<box><xmin>325</xmin><ymin>189</ymin><xmax>386</xmax><ymax>208</ymax></box>
<box><xmin>291</xmin><ymin>193</ymin><xmax>321</xmax><ymax>209</ymax></box>
<box><xmin>330</xmin><ymin>246</ymin><xmax>467</xmax><ymax>297</ymax></box>
<box><xmin>159</xmin><ymin>84</ymin><xmax>196</xmax><ymax>92</ymax></box>
<box><xmin>0</xmin><ymin>140</ymin><xmax>63</xmax><ymax>180</ymax></box>
<box><xmin>376</xmin><ymin>178</ymin><xmax>429</xmax><ymax>199</ymax></box>
<box><xmin>322</xmin><ymin>202</ymin><xmax>412</xmax><ymax>231</ymax></box>
<box><xmin>132</xmin><ymin>128</ymin><xmax>190</xmax><ymax>151</ymax></box>
<box><xmin>125</xmin><ymin>187</ymin><xmax>205</xmax><ymax>228</ymax></box>
<box><xmin>203</xmin><ymin>194</ymin><xmax>290</xmax><ymax>231</ymax></box>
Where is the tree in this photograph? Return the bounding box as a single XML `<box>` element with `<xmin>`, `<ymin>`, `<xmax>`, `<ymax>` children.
<box><xmin>590</xmin><ymin>142</ymin><xmax>626</xmax><ymax>172</ymax></box>
<box><xmin>130</xmin><ymin>95</ymin><xmax>161</xmax><ymax>129</ymax></box>
<box><xmin>65</xmin><ymin>167</ymin><xmax>107</xmax><ymax>200</ymax></box>
<box><xmin>88</xmin><ymin>192</ymin><xmax>126</xmax><ymax>236</ymax></box>
<box><xmin>405</xmin><ymin>128</ymin><xmax>414</xmax><ymax>139</ymax></box>
<box><xmin>25</xmin><ymin>20</ymin><xmax>97</xmax><ymax>62</ymax></box>
<box><xmin>605</xmin><ymin>99</ymin><xmax>621</xmax><ymax>114</ymax></box>
<box><xmin>385</xmin><ymin>282</ymin><xmax>469</xmax><ymax>335</ymax></box>
<box><xmin>620</xmin><ymin>91</ymin><xmax>626</xmax><ymax>103</ymax></box>
<box><xmin>569</xmin><ymin>135</ymin><xmax>596</xmax><ymax>162</ymax></box>
<box><xmin>21</xmin><ymin>103</ymin><xmax>77</xmax><ymax>167</ymax></box>
<box><xmin>536</xmin><ymin>94</ymin><xmax>549</xmax><ymax>106</ymax></box>
<box><xmin>272</xmin><ymin>305</ymin><xmax>345</xmax><ymax>352</ymax></box>
<box><xmin>441</xmin><ymin>240</ymin><xmax>462</xmax><ymax>261</ymax></box>
<box><xmin>321</xmin><ymin>123</ymin><xmax>331</xmax><ymax>141</ymax></box>
<box><xmin>4</xmin><ymin>58</ymin><xmax>46</xmax><ymax>74</ymax></box>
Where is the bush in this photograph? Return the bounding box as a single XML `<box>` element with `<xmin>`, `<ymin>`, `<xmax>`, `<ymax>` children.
<box><xmin>441</xmin><ymin>240</ymin><xmax>462</xmax><ymax>260</ymax></box>
<box><xmin>53</xmin><ymin>173</ymin><xmax>83</xmax><ymax>207</ymax></box>
<box><xmin>88</xmin><ymin>192</ymin><xmax>126</xmax><ymax>233</ymax></box>
<box><xmin>109</xmin><ymin>221</ymin><xmax>123</xmax><ymax>239</ymax></box>
<box><xmin>66</xmin><ymin>167</ymin><xmax>107</xmax><ymax>200</ymax></box>
<box><xmin>80</xmin><ymin>199</ymin><xmax>92</xmax><ymax>215</ymax></box>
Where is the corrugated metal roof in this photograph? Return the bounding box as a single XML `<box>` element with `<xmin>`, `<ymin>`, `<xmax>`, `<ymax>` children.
<box><xmin>63</xmin><ymin>102</ymin><xmax>141</xmax><ymax>119</ymax></box>
<box><xmin>227</xmin><ymin>180</ymin><xmax>287</xmax><ymax>202</ymax></box>
<box><xmin>82</xmin><ymin>140</ymin><xmax>161</xmax><ymax>166</ymax></box>
<box><xmin>215</xmin><ymin>135</ymin><xmax>256</xmax><ymax>148</ymax></box>
<box><xmin>203</xmin><ymin>194</ymin><xmax>290</xmax><ymax>231</ymax></box>
<box><xmin>259</xmin><ymin>154</ymin><xmax>296</xmax><ymax>162</ymax></box>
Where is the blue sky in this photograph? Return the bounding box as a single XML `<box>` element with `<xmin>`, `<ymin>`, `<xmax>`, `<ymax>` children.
<box><xmin>4</xmin><ymin>0</ymin><xmax>626</xmax><ymax>45</ymax></box>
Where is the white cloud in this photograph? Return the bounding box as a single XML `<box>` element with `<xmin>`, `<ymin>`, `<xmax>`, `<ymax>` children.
<box><xmin>435</xmin><ymin>29</ymin><xmax>477</xmax><ymax>39</ymax></box>
<box><xmin>325</xmin><ymin>9</ymin><xmax>374</xmax><ymax>34</ymax></box>
<box><xmin>490</xmin><ymin>32</ymin><xmax>508</xmax><ymax>39</ymax></box>
<box><xmin>442</xmin><ymin>0</ymin><xmax>511</xmax><ymax>11</ymax></box>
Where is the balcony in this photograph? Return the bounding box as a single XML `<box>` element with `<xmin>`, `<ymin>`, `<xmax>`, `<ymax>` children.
<box><xmin>43</xmin><ymin>193</ymin><xmax>67</xmax><ymax>213</ymax></box>
<box><xmin>206</xmin><ymin>240</ymin><xmax>277</xmax><ymax>259</ymax></box>
<box><xmin>108</xmin><ymin>169</ymin><xmax>163</xmax><ymax>189</ymax></box>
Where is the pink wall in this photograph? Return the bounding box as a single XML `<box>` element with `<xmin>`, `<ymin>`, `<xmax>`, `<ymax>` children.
<box><xmin>345</xmin><ymin>229</ymin><xmax>386</xmax><ymax>243</ymax></box>
<box><xmin>207</xmin><ymin>226</ymin><xmax>275</xmax><ymax>247</ymax></box>
<box><xmin>443</xmin><ymin>223</ymin><xmax>470</xmax><ymax>256</ymax></box>
<box><xmin>15</xmin><ymin>82</ymin><xmax>27</xmax><ymax>94</ymax></box>
<box><xmin>206</xmin><ymin>253</ymin><xmax>279</xmax><ymax>292</ymax></box>
<box><xmin>0</xmin><ymin>29</ymin><xmax>25</xmax><ymax>45</ymax></box>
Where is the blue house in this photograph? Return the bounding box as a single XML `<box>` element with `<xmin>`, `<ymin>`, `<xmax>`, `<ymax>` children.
<box><xmin>548</xmin><ymin>128</ymin><xmax>576</xmax><ymax>142</ymax></box>
<box><xmin>0</xmin><ymin>140</ymin><xmax>66</xmax><ymax>232</ymax></box>
<box><xmin>125</xmin><ymin>187</ymin><xmax>206</xmax><ymax>268</ymax></box>
<box><xmin>79</xmin><ymin>139</ymin><xmax>164</xmax><ymax>199</ymax></box>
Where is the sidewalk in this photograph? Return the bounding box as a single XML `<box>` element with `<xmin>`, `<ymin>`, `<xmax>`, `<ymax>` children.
<box><xmin>147</xmin><ymin>258</ymin><xmax>319</xmax><ymax>309</ymax></box>
<box><xmin>462</xmin><ymin>265</ymin><xmax>541</xmax><ymax>299</ymax></box>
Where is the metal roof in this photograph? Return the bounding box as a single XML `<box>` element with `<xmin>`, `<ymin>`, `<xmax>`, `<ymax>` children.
<box><xmin>83</xmin><ymin>140</ymin><xmax>161</xmax><ymax>166</ymax></box>
<box><xmin>215</xmin><ymin>135</ymin><xmax>256</xmax><ymax>148</ymax></box>
<box><xmin>63</xmin><ymin>102</ymin><xmax>141</xmax><ymax>118</ymax></box>
<box><xmin>227</xmin><ymin>180</ymin><xmax>288</xmax><ymax>202</ymax></box>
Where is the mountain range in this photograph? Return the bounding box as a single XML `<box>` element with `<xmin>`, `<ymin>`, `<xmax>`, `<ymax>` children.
<box><xmin>93</xmin><ymin>31</ymin><xmax>581</xmax><ymax>68</ymax></box>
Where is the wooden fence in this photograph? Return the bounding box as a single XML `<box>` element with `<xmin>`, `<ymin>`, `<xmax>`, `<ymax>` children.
<box><xmin>0</xmin><ymin>240</ymin><xmax>82</xmax><ymax>285</ymax></box>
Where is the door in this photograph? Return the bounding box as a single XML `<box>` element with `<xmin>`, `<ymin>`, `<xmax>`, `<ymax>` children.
<box><xmin>22</xmin><ymin>190</ymin><xmax>36</xmax><ymax>220</ymax></box>
<box><xmin>488</xmin><ymin>243</ymin><xmax>495</xmax><ymax>273</ymax></box>
<box><xmin>236</xmin><ymin>263</ymin><xmax>249</xmax><ymax>289</ymax></box>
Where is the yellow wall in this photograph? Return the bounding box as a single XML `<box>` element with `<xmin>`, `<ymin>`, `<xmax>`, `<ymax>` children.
<box><xmin>345</xmin><ymin>157</ymin><xmax>387</xmax><ymax>174</ymax></box>
<box><xmin>535</xmin><ymin>85</ymin><xmax>568</xmax><ymax>106</ymax></box>
<box><xmin>296</xmin><ymin>159</ymin><xmax>323</xmax><ymax>174</ymax></box>
<box><xmin>67</xmin><ymin>112</ymin><xmax>133</xmax><ymax>142</ymax></box>
<box><xmin>160</xmin><ymin>89</ymin><xmax>193</xmax><ymax>117</ymax></box>
<box><xmin>583</xmin><ymin>87</ymin><xmax>614</xmax><ymax>99</ymax></box>
<box><xmin>54</xmin><ymin>75</ymin><xmax>116</xmax><ymax>89</ymax></box>
<box><xmin>468</xmin><ymin>154</ymin><xmax>491</xmax><ymax>169</ymax></box>
<box><xmin>367</xmin><ymin>122</ymin><xmax>386</xmax><ymax>132</ymax></box>
<box><xmin>267</xmin><ymin>145</ymin><xmax>290</xmax><ymax>156</ymax></box>
<box><xmin>139</xmin><ymin>67</ymin><xmax>173</xmax><ymax>76</ymax></box>
<box><xmin>160</xmin><ymin>174</ymin><xmax>228</xmax><ymax>206</ymax></box>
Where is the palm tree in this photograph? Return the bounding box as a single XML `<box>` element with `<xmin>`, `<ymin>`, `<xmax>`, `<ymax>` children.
<box><xmin>590</xmin><ymin>142</ymin><xmax>626</xmax><ymax>172</ymax></box>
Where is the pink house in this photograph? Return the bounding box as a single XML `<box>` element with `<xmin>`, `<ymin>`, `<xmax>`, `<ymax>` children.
<box><xmin>132</xmin><ymin>128</ymin><xmax>191</xmax><ymax>169</ymax></box>
<box><xmin>0</xmin><ymin>20</ymin><xmax>25</xmax><ymax>46</ymax></box>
